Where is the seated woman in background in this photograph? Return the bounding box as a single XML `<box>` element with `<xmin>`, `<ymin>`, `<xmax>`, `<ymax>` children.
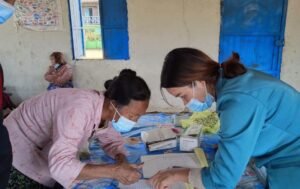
<box><xmin>5</xmin><ymin>69</ymin><xmax>151</xmax><ymax>188</ymax></box>
<box><xmin>44</xmin><ymin>52</ymin><xmax>73</xmax><ymax>90</ymax></box>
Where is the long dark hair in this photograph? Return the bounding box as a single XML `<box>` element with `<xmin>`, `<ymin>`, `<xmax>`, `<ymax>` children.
<box><xmin>104</xmin><ymin>69</ymin><xmax>151</xmax><ymax>106</ymax></box>
<box><xmin>160</xmin><ymin>48</ymin><xmax>246</xmax><ymax>88</ymax></box>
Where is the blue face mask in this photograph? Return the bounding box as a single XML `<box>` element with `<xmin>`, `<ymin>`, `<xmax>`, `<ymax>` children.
<box><xmin>186</xmin><ymin>82</ymin><xmax>214</xmax><ymax>112</ymax></box>
<box><xmin>0</xmin><ymin>1</ymin><xmax>15</xmax><ymax>24</ymax></box>
<box><xmin>111</xmin><ymin>103</ymin><xmax>136</xmax><ymax>133</ymax></box>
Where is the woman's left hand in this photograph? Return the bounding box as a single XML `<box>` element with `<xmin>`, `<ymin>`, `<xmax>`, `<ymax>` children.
<box><xmin>149</xmin><ymin>168</ymin><xmax>190</xmax><ymax>189</ymax></box>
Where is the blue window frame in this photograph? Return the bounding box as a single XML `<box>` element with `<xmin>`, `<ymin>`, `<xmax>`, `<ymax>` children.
<box><xmin>100</xmin><ymin>0</ymin><xmax>129</xmax><ymax>60</ymax></box>
<box><xmin>68</xmin><ymin>0</ymin><xmax>129</xmax><ymax>60</ymax></box>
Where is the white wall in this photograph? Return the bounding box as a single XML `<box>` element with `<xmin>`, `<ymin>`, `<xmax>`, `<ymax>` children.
<box><xmin>0</xmin><ymin>0</ymin><xmax>220</xmax><ymax>111</ymax></box>
<box><xmin>0</xmin><ymin>0</ymin><xmax>72</xmax><ymax>105</ymax></box>
<box><xmin>0</xmin><ymin>0</ymin><xmax>299</xmax><ymax>112</ymax></box>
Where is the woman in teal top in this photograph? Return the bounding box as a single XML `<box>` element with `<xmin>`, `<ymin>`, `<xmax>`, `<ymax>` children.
<box><xmin>149</xmin><ymin>48</ymin><xmax>300</xmax><ymax>189</ymax></box>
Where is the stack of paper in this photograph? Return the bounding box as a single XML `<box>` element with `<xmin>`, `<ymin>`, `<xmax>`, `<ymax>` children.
<box><xmin>141</xmin><ymin>127</ymin><xmax>180</xmax><ymax>151</ymax></box>
<box><xmin>148</xmin><ymin>139</ymin><xmax>177</xmax><ymax>151</ymax></box>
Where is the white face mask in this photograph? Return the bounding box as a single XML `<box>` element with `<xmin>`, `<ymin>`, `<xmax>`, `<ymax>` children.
<box><xmin>111</xmin><ymin>102</ymin><xmax>136</xmax><ymax>133</ymax></box>
<box><xmin>54</xmin><ymin>63</ymin><xmax>60</xmax><ymax>69</ymax></box>
<box><xmin>185</xmin><ymin>82</ymin><xmax>214</xmax><ymax>112</ymax></box>
<box><xmin>0</xmin><ymin>1</ymin><xmax>15</xmax><ymax>24</ymax></box>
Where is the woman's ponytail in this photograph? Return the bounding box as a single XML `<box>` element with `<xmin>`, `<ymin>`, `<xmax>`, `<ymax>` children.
<box><xmin>221</xmin><ymin>52</ymin><xmax>247</xmax><ymax>79</ymax></box>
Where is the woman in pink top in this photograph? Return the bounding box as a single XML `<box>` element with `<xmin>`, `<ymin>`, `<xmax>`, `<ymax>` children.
<box><xmin>5</xmin><ymin>69</ymin><xmax>151</xmax><ymax>188</ymax></box>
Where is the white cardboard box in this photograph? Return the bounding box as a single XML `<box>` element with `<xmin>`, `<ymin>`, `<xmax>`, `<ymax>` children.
<box><xmin>180</xmin><ymin>135</ymin><xmax>199</xmax><ymax>152</ymax></box>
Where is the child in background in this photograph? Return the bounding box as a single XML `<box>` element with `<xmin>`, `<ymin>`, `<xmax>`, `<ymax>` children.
<box><xmin>44</xmin><ymin>52</ymin><xmax>73</xmax><ymax>90</ymax></box>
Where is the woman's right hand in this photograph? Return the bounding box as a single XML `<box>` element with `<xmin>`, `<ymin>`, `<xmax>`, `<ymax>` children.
<box><xmin>48</xmin><ymin>66</ymin><xmax>55</xmax><ymax>73</ymax></box>
<box><xmin>112</xmin><ymin>162</ymin><xmax>143</xmax><ymax>185</ymax></box>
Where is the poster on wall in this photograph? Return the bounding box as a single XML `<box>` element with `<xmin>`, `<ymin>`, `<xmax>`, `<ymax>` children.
<box><xmin>14</xmin><ymin>0</ymin><xmax>63</xmax><ymax>31</ymax></box>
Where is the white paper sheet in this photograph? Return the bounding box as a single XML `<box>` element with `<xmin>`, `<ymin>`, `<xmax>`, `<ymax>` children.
<box><xmin>119</xmin><ymin>180</ymin><xmax>153</xmax><ymax>189</ymax></box>
<box><xmin>141</xmin><ymin>153</ymin><xmax>201</xmax><ymax>178</ymax></box>
<box><xmin>119</xmin><ymin>180</ymin><xmax>186</xmax><ymax>189</ymax></box>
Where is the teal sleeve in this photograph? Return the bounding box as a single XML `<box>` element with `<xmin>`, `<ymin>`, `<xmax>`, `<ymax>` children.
<box><xmin>202</xmin><ymin>93</ymin><xmax>266</xmax><ymax>189</ymax></box>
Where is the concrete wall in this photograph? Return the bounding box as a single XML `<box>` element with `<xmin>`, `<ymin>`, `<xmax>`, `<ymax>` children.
<box><xmin>281</xmin><ymin>0</ymin><xmax>300</xmax><ymax>89</ymax></box>
<box><xmin>0</xmin><ymin>0</ymin><xmax>220</xmax><ymax>111</ymax></box>
<box><xmin>0</xmin><ymin>0</ymin><xmax>299</xmax><ymax>112</ymax></box>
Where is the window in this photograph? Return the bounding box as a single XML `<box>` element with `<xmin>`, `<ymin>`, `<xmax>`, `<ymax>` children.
<box><xmin>68</xmin><ymin>0</ymin><xmax>129</xmax><ymax>60</ymax></box>
<box><xmin>88</xmin><ymin>8</ymin><xmax>93</xmax><ymax>16</ymax></box>
<box><xmin>84</xmin><ymin>8</ymin><xmax>93</xmax><ymax>17</ymax></box>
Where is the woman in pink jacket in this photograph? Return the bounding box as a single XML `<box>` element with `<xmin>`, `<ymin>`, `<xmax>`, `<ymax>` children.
<box><xmin>44</xmin><ymin>52</ymin><xmax>73</xmax><ymax>91</ymax></box>
<box><xmin>5</xmin><ymin>69</ymin><xmax>151</xmax><ymax>188</ymax></box>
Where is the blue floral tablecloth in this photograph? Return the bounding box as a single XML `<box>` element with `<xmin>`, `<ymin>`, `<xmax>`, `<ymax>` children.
<box><xmin>73</xmin><ymin>113</ymin><xmax>266</xmax><ymax>189</ymax></box>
